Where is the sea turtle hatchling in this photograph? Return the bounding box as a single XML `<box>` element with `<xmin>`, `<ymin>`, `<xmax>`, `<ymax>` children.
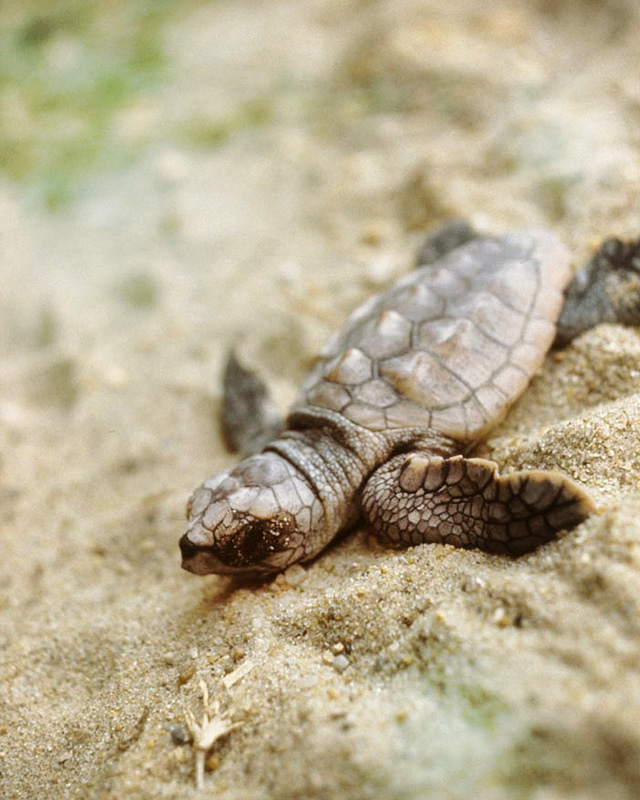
<box><xmin>180</xmin><ymin>226</ymin><xmax>640</xmax><ymax>576</ymax></box>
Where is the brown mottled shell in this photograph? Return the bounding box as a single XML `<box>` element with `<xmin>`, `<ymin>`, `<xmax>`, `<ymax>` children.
<box><xmin>294</xmin><ymin>230</ymin><xmax>572</xmax><ymax>442</ymax></box>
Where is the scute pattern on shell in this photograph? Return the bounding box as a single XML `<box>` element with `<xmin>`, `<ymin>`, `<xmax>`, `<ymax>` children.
<box><xmin>296</xmin><ymin>230</ymin><xmax>570</xmax><ymax>442</ymax></box>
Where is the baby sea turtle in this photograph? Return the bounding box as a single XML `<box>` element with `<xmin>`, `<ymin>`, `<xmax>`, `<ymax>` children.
<box><xmin>180</xmin><ymin>226</ymin><xmax>640</xmax><ymax>576</ymax></box>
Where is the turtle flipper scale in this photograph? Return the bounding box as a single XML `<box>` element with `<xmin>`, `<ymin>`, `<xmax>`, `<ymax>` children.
<box><xmin>361</xmin><ymin>454</ymin><xmax>595</xmax><ymax>556</ymax></box>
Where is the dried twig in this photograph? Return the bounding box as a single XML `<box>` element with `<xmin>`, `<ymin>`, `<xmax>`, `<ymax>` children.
<box><xmin>182</xmin><ymin>662</ymin><xmax>254</xmax><ymax>789</ymax></box>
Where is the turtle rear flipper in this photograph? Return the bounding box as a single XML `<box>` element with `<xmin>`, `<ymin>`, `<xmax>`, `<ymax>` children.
<box><xmin>555</xmin><ymin>236</ymin><xmax>640</xmax><ymax>347</ymax></box>
<box><xmin>362</xmin><ymin>453</ymin><xmax>594</xmax><ymax>556</ymax></box>
<box><xmin>415</xmin><ymin>219</ymin><xmax>479</xmax><ymax>266</ymax></box>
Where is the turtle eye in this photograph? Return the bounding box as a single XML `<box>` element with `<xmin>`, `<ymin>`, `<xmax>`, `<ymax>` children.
<box><xmin>217</xmin><ymin>514</ymin><xmax>295</xmax><ymax>567</ymax></box>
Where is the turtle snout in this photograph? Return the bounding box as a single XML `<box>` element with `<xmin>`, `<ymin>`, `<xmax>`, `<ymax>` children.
<box><xmin>179</xmin><ymin>531</ymin><xmax>214</xmax><ymax>575</ymax></box>
<box><xmin>179</xmin><ymin>531</ymin><xmax>199</xmax><ymax>564</ymax></box>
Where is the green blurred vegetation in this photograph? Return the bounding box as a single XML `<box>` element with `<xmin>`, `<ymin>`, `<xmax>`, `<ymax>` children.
<box><xmin>177</xmin><ymin>98</ymin><xmax>274</xmax><ymax>148</ymax></box>
<box><xmin>0</xmin><ymin>1</ymin><xmax>476</xmax><ymax>212</ymax></box>
<box><xmin>0</xmin><ymin>0</ymin><xmax>173</xmax><ymax>209</ymax></box>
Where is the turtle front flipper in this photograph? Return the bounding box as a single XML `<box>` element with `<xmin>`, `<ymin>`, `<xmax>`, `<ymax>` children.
<box><xmin>221</xmin><ymin>350</ymin><xmax>283</xmax><ymax>457</ymax></box>
<box><xmin>361</xmin><ymin>453</ymin><xmax>594</xmax><ymax>556</ymax></box>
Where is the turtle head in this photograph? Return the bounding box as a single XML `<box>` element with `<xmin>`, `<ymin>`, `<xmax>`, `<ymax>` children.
<box><xmin>180</xmin><ymin>453</ymin><xmax>319</xmax><ymax>576</ymax></box>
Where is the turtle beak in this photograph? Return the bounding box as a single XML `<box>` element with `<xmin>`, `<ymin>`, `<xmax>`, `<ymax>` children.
<box><xmin>179</xmin><ymin>534</ymin><xmax>218</xmax><ymax>575</ymax></box>
<box><xmin>179</xmin><ymin>532</ymin><xmax>276</xmax><ymax>577</ymax></box>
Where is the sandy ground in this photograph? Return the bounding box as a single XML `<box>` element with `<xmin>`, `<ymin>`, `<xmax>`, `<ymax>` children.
<box><xmin>1</xmin><ymin>1</ymin><xmax>640</xmax><ymax>798</ymax></box>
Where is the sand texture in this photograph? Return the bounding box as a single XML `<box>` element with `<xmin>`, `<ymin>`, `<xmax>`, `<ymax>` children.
<box><xmin>1</xmin><ymin>1</ymin><xmax>640</xmax><ymax>798</ymax></box>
